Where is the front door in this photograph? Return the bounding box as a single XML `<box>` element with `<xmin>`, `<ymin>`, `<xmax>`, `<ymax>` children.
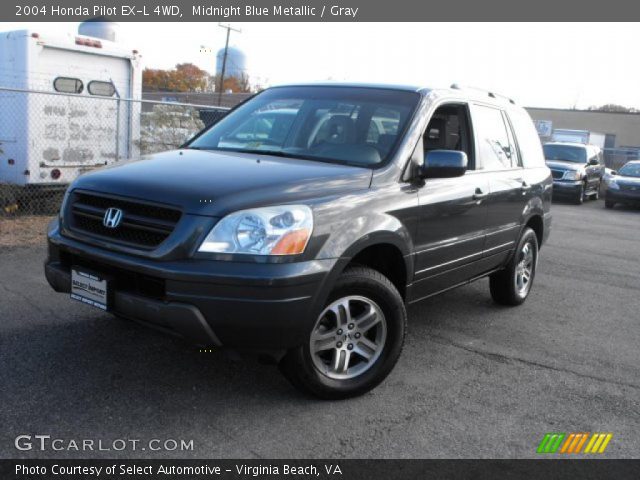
<box><xmin>412</xmin><ymin>103</ymin><xmax>490</xmax><ymax>300</ymax></box>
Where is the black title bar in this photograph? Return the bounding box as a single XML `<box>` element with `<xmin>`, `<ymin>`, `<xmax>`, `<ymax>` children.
<box><xmin>3</xmin><ymin>460</ymin><xmax>640</xmax><ymax>480</ymax></box>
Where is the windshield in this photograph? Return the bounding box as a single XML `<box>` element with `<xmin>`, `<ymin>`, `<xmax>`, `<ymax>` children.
<box><xmin>619</xmin><ymin>163</ymin><xmax>640</xmax><ymax>178</ymax></box>
<box><xmin>187</xmin><ymin>86</ymin><xmax>420</xmax><ymax>167</ymax></box>
<box><xmin>543</xmin><ymin>144</ymin><xmax>587</xmax><ymax>164</ymax></box>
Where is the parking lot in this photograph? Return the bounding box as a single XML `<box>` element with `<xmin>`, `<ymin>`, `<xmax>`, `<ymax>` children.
<box><xmin>1</xmin><ymin>199</ymin><xmax>639</xmax><ymax>459</ymax></box>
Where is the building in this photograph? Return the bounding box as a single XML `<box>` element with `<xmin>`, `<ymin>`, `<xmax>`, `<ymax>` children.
<box><xmin>526</xmin><ymin>107</ymin><xmax>640</xmax><ymax>149</ymax></box>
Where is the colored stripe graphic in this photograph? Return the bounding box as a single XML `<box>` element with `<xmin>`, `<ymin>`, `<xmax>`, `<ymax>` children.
<box><xmin>537</xmin><ymin>433</ymin><xmax>565</xmax><ymax>453</ymax></box>
<box><xmin>538</xmin><ymin>433</ymin><xmax>613</xmax><ymax>454</ymax></box>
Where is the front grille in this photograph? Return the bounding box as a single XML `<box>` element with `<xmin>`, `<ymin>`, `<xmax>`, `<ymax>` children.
<box><xmin>67</xmin><ymin>191</ymin><xmax>181</xmax><ymax>250</ymax></box>
<box><xmin>551</xmin><ymin>169</ymin><xmax>564</xmax><ymax>180</ymax></box>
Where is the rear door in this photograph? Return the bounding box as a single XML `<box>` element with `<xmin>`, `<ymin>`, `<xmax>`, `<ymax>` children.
<box><xmin>471</xmin><ymin>104</ymin><xmax>529</xmax><ymax>266</ymax></box>
<box><xmin>32</xmin><ymin>47</ymin><xmax>130</xmax><ymax>183</ymax></box>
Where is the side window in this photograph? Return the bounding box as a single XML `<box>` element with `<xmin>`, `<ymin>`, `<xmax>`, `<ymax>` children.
<box><xmin>53</xmin><ymin>77</ymin><xmax>83</xmax><ymax>94</ymax></box>
<box><xmin>502</xmin><ymin>111</ymin><xmax>522</xmax><ymax>167</ymax></box>
<box><xmin>506</xmin><ymin>108</ymin><xmax>545</xmax><ymax>168</ymax></box>
<box><xmin>88</xmin><ymin>81</ymin><xmax>116</xmax><ymax>97</ymax></box>
<box><xmin>423</xmin><ymin>103</ymin><xmax>475</xmax><ymax>169</ymax></box>
<box><xmin>473</xmin><ymin>105</ymin><xmax>515</xmax><ymax>170</ymax></box>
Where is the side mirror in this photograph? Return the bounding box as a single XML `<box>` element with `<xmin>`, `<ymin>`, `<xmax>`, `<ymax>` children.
<box><xmin>611</xmin><ymin>170</ymin><xmax>618</xmax><ymax>176</ymax></box>
<box><xmin>420</xmin><ymin>150</ymin><xmax>468</xmax><ymax>179</ymax></box>
<box><xmin>588</xmin><ymin>158</ymin><xmax>599</xmax><ymax>166</ymax></box>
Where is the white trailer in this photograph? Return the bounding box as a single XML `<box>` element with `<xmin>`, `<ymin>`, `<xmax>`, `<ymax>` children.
<box><xmin>551</xmin><ymin>129</ymin><xmax>606</xmax><ymax>149</ymax></box>
<box><xmin>0</xmin><ymin>25</ymin><xmax>142</xmax><ymax>198</ymax></box>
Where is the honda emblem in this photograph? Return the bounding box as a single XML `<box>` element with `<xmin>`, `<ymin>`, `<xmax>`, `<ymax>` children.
<box><xmin>103</xmin><ymin>207</ymin><xmax>123</xmax><ymax>228</ymax></box>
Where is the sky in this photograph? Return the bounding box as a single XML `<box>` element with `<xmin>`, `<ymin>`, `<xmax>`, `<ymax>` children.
<box><xmin>4</xmin><ymin>22</ymin><xmax>639</xmax><ymax>109</ymax></box>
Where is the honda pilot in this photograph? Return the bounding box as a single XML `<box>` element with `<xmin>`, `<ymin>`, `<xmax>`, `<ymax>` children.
<box><xmin>45</xmin><ymin>84</ymin><xmax>552</xmax><ymax>399</ymax></box>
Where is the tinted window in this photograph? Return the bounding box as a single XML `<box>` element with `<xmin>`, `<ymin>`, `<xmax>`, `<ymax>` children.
<box><xmin>424</xmin><ymin>103</ymin><xmax>475</xmax><ymax>169</ymax></box>
<box><xmin>53</xmin><ymin>77</ymin><xmax>83</xmax><ymax>94</ymax></box>
<box><xmin>88</xmin><ymin>81</ymin><xmax>115</xmax><ymax>97</ymax></box>
<box><xmin>543</xmin><ymin>144</ymin><xmax>587</xmax><ymax>164</ymax></box>
<box><xmin>189</xmin><ymin>86</ymin><xmax>420</xmax><ymax>167</ymax></box>
<box><xmin>474</xmin><ymin>105</ymin><xmax>514</xmax><ymax>170</ymax></box>
<box><xmin>507</xmin><ymin>108</ymin><xmax>545</xmax><ymax>168</ymax></box>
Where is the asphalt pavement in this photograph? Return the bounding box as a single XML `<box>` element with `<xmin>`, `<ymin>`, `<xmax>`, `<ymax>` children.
<box><xmin>1</xmin><ymin>199</ymin><xmax>639</xmax><ymax>459</ymax></box>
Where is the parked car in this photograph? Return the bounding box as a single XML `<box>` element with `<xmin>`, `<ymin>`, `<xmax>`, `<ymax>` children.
<box><xmin>605</xmin><ymin>160</ymin><xmax>640</xmax><ymax>209</ymax></box>
<box><xmin>45</xmin><ymin>83</ymin><xmax>552</xmax><ymax>399</ymax></box>
<box><xmin>543</xmin><ymin>142</ymin><xmax>605</xmax><ymax>204</ymax></box>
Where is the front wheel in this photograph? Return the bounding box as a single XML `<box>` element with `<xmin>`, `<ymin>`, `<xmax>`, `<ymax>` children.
<box><xmin>489</xmin><ymin>227</ymin><xmax>539</xmax><ymax>306</ymax></box>
<box><xmin>574</xmin><ymin>182</ymin><xmax>586</xmax><ymax>205</ymax></box>
<box><xmin>280</xmin><ymin>266</ymin><xmax>406</xmax><ymax>399</ymax></box>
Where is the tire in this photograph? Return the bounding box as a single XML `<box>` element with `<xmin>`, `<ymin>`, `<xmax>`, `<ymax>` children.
<box><xmin>574</xmin><ymin>182</ymin><xmax>586</xmax><ymax>205</ymax></box>
<box><xmin>280</xmin><ymin>266</ymin><xmax>406</xmax><ymax>399</ymax></box>
<box><xmin>489</xmin><ymin>227</ymin><xmax>539</xmax><ymax>306</ymax></box>
<box><xmin>605</xmin><ymin>200</ymin><xmax>615</xmax><ymax>209</ymax></box>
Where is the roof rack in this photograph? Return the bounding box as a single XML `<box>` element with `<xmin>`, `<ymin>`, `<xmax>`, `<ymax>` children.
<box><xmin>450</xmin><ymin>83</ymin><xmax>515</xmax><ymax>104</ymax></box>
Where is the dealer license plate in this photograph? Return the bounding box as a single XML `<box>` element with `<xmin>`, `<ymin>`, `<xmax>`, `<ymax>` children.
<box><xmin>71</xmin><ymin>268</ymin><xmax>109</xmax><ymax>311</ymax></box>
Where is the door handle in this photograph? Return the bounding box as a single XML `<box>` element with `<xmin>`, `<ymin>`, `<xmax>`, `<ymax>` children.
<box><xmin>472</xmin><ymin>188</ymin><xmax>488</xmax><ymax>200</ymax></box>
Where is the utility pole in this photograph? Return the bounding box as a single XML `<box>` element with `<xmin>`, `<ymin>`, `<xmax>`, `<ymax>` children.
<box><xmin>217</xmin><ymin>23</ymin><xmax>241</xmax><ymax>106</ymax></box>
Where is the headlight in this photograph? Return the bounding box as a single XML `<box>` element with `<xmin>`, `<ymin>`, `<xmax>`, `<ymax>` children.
<box><xmin>198</xmin><ymin>205</ymin><xmax>313</xmax><ymax>255</ymax></box>
<box><xmin>608</xmin><ymin>179</ymin><xmax>619</xmax><ymax>189</ymax></box>
<box><xmin>563</xmin><ymin>170</ymin><xmax>583</xmax><ymax>180</ymax></box>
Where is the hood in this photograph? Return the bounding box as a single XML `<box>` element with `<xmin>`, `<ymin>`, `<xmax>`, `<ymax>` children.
<box><xmin>616</xmin><ymin>175</ymin><xmax>640</xmax><ymax>186</ymax></box>
<box><xmin>71</xmin><ymin>149</ymin><xmax>373</xmax><ymax>216</ymax></box>
<box><xmin>545</xmin><ymin>160</ymin><xmax>585</xmax><ymax>171</ymax></box>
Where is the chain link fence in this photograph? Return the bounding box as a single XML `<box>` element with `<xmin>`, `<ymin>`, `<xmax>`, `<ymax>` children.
<box><xmin>0</xmin><ymin>86</ymin><xmax>228</xmax><ymax>216</ymax></box>
<box><xmin>603</xmin><ymin>147</ymin><xmax>640</xmax><ymax>171</ymax></box>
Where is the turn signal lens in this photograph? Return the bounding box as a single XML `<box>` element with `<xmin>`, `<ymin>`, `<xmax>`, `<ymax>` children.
<box><xmin>271</xmin><ymin>228</ymin><xmax>311</xmax><ymax>255</ymax></box>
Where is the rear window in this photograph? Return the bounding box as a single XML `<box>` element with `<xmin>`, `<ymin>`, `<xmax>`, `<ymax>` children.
<box><xmin>88</xmin><ymin>81</ymin><xmax>116</xmax><ymax>97</ymax></box>
<box><xmin>53</xmin><ymin>77</ymin><xmax>83</xmax><ymax>94</ymax></box>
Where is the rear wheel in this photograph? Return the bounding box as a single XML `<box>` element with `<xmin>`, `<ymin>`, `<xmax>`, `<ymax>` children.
<box><xmin>490</xmin><ymin>227</ymin><xmax>538</xmax><ymax>306</ymax></box>
<box><xmin>280</xmin><ymin>266</ymin><xmax>406</xmax><ymax>399</ymax></box>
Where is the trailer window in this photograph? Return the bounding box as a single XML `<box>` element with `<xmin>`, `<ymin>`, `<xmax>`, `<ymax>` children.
<box><xmin>53</xmin><ymin>77</ymin><xmax>83</xmax><ymax>94</ymax></box>
<box><xmin>88</xmin><ymin>81</ymin><xmax>116</xmax><ymax>97</ymax></box>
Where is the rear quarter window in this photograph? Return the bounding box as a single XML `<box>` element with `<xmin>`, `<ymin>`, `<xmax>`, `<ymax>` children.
<box><xmin>507</xmin><ymin>108</ymin><xmax>545</xmax><ymax>168</ymax></box>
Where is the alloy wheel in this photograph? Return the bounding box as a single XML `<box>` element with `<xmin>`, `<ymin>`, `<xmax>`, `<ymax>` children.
<box><xmin>309</xmin><ymin>295</ymin><xmax>387</xmax><ymax>380</ymax></box>
<box><xmin>514</xmin><ymin>241</ymin><xmax>535</xmax><ymax>297</ymax></box>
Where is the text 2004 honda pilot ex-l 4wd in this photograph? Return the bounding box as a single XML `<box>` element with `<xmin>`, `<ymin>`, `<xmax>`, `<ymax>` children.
<box><xmin>45</xmin><ymin>84</ymin><xmax>552</xmax><ymax>399</ymax></box>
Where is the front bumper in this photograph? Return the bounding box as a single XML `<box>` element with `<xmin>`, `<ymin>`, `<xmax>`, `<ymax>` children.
<box><xmin>551</xmin><ymin>180</ymin><xmax>582</xmax><ymax>196</ymax></box>
<box><xmin>606</xmin><ymin>189</ymin><xmax>640</xmax><ymax>205</ymax></box>
<box><xmin>46</xmin><ymin>221</ymin><xmax>338</xmax><ymax>351</ymax></box>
